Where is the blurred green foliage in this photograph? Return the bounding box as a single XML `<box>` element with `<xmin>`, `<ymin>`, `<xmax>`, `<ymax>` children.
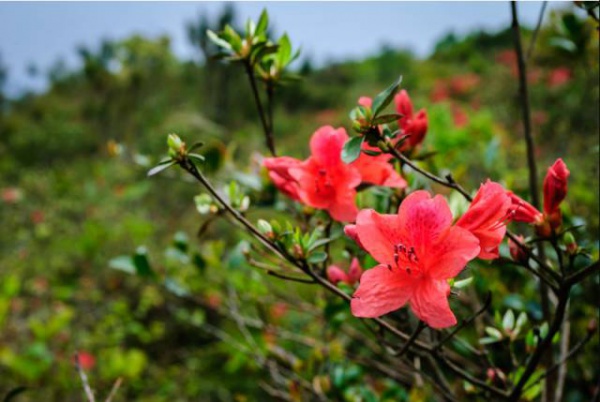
<box><xmin>0</xmin><ymin>4</ymin><xmax>598</xmax><ymax>401</ymax></box>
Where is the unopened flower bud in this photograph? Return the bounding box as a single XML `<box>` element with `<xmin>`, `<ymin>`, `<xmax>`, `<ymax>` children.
<box><xmin>327</xmin><ymin>265</ymin><xmax>349</xmax><ymax>285</ymax></box>
<box><xmin>509</xmin><ymin>235</ymin><xmax>528</xmax><ymax>264</ymax></box>
<box><xmin>376</xmin><ymin>140</ymin><xmax>389</xmax><ymax>152</ymax></box>
<box><xmin>587</xmin><ymin>319</ymin><xmax>598</xmax><ymax>334</ymax></box>
<box><xmin>257</xmin><ymin>219</ymin><xmax>274</xmax><ymax>239</ymax></box>
<box><xmin>292</xmin><ymin>244</ymin><xmax>304</xmax><ymax>259</ymax></box>
<box><xmin>563</xmin><ymin>232</ymin><xmax>578</xmax><ymax>255</ymax></box>
<box><xmin>167</xmin><ymin>133</ymin><xmax>183</xmax><ymax>151</ymax></box>
<box><xmin>167</xmin><ymin>134</ymin><xmax>185</xmax><ymax>158</ymax></box>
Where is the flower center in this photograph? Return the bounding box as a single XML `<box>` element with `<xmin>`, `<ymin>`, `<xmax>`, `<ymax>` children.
<box><xmin>314</xmin><ymin>169</ymin><xmax>334</xmax><ymax>195</ymax></box>
<box><xmin>390</xmin><ymin>243</ymin><xmax>421</xmax><ymax>276</ymax></box>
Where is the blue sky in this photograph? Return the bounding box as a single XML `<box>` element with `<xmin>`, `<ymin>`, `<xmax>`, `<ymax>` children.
<box><xmin>0</xmin><ymin>1</ymin><xmax>568</xmax><ymax>96</ymax></box>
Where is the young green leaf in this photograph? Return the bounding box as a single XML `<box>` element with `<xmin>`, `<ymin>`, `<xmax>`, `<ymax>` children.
<box><xmin>278</xmin><ymin>33</ymin><xmax>292</xmax><ymax>66</ymax></box>
<box><xmin>453</xmin><ymin>277</ymin><xmax>473</xmax><ymax>289</ymax></box>
<box><xmin>502</xmin><ymin>309</ymin><xmax>515</xmax><ymax>333</ymax></box>
<box><xmin>206</xmin><ymin>30</ymin><xmax>232</xmax><ymax>50</ymax></box>
<box><xmin>133</xmin><ymin>247</ymin><xmax>156</xmax><ymax>278</ymax></box>
<box><xmin>307</xmin><ymin>251</ymin><xmax>328</xmax><ymax>264</ymax></box>
<box><xmin>372</xmin><ymin>113</ymin><xmax>402</xmax><ymax>125</ymax></box>
<box><xmin>341</xmin><ymin>136</ymin><xmax>365</xmax><ymax>164</ymax></box>
<box><xmin>371</xmin><ymin>76</ymin><xmax>403</xmax><ymax>117</ymax></box>
<box><xmin>256</xmin><ymin>9</ymin><xmax>269</xmax><ymax>35</ymax></box>
<box><xmin>147</xmin><ymin>161</ymin><xmax>176</xmax><ymax>177</ymax></box>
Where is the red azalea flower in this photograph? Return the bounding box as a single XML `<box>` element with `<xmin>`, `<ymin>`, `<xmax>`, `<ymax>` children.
<box><xmin>542</xmin><ymin>158</ymin><xmax>570</xmax><ymax>218</ymax></box>
<box><xmin>327</xmin><ymin>258</ymin><xmax>364</xmax><ymax>286</ymax></box>
<box><xmin>351</xmin><ymin>144</ymin><xmax>407</xmax><ymax>189</ymax></box>
<box><xmin>456</xmin><ymin>180</ymin><xmax>511</xmax><ymax>260</ymax></box>
<box><xmin>74</xmin><ymin>351</ymin><xmax>96</xmax><ymax>371</ymax></box>
<box><xmin>263</xmin><ymin>156</ymin><xmax>302</xmax><ymax>201</ymax></box>
<box><xmin>507</xmin><ymin>191</ymin><xmax>543</xmax><ymax>224</ymax></box>
<box><xmin>344</xmin><ymin>224</ymin><xmax>364</xmax><ymax>249</ymax></box>
<box><xmin>348</xmin><ymin>191</ymin><xmax>480</xmax><ymax>328</ymax></box>
<box><xmin>357</xmin><ymin>96</ymin><xmax>372</xmax><ymax>108</ymax></box>
<box><xmin>394</xmin><ymin>90</ymin><xmax>428</xmax><ymax>149</ymax></box>
<box><xmin>547</xmin><ymin>67</ymin><xmax>572</xmax><ymax>88</ymax></box>
<box><xmin>288</xmin><ymin>126</ymin><xmax>362</xmax><ymax>222</ymax></box>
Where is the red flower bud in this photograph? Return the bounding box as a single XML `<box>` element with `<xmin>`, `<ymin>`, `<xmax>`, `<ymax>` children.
<box><xmin>394</xmin><ymin>90</ymin><xmax>414</xmax><ymax>128</ymax></box>
<box><xmin>542</xmin><ymin>158</ymin><xmax>570</xmax><ymax>218</ymax></box>
<box><xmin>347</xmin><ymin>258</ymin><xmax>363</xmax><ymax>284</ymax></box>
<box><xmin>327</xmin><ymin>265</ymin><xmax>349</xmax><ymax>285</ymax></box>
<box><xmin>508</xmin><ymin>235</ymin><xmax>528</xmax><ymax>264</ymax></box>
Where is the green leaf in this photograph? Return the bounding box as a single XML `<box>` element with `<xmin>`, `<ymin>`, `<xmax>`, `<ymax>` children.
<box><xmin>549</xmin><ymin>37</ymin><xmax>576</xmax><ymax>53</ymax></box>
<box><xmin>371</xmin><ymin>75</ymin><xmax>402</xmax><ymax>117</ymax></box>
<box><xmin>133</xmin><ymin>247</ymin><xmax>156</xmax><ymax>278</ymax></box>
<box><xmin>307</xmin><ymin>238</ymin><xmax>333</xmax><ymax>252</ymax></box>
<box><xmin>341</xmin><ymin>136</ymin><xmax>364</xmax><ymax>164</ymax></box>
<box><xmin>188</xmin><ymin>153</ymin><xmax>205</xmax><ymax>163</ymax></box>
<box><xmin>479</xmin><ymin>336</ymin><xmax>501</xmax><ymax>345</ymax></box>
<box><xmin>502</xmin><ymin>309</ymin><xmax>515</xmax><ymax>333</ymax></box>
<box><xmin>164</xmin><ymin>278</ymin><xmax>189</xmax><ymax>297</ymax></box>
<box><xmin>109</xmin><ymin>256</ymin><xmax>136</xmax><ymax>275</ymax></box>
<box><xmin>453</xmin><ymin>277</ymin><xmax>473</xmax><ymax>289</ymax></box>
<box><xmin>362</xmin><ymin>149</ymin><xmax>381</xmax><ymax>157</ymax></box>
<box><xmin>206</xmin><ymin>30</ymin><xmax>232</xmax><ymax>50</ymax></box>
<box><xmin>256</xmin><ymin>9</ymin><xmax>269</xmax><ymax>35</ymax></box>
<box><xmin>516</xmin><ymin>312</ymin><xmax>528</xmax><ymax>329</ymax></box>
<box><xmin>307</xmin><ymin>251</ymin><xmax>327</xmax><ymax>264</ymax></box>
<box><xmin>188</xmin><ymin>141</ymin><xmax>204</xmax><ymax>152</ymax></box>
<box><xmin>485</xmin><ymin>326</ymin><xmax>503</xmax><ymax>340</ymax></box>
<box><xmin>278</xmin><ymin>33</ymin><xmax>292</xmax><ymax>66</ymax></box>
<box><xmin>193</xmin><ymin>253</ymin><xmax>206</xmax><ymax>273</ymax></box>
<box><xmin>372</xmin><ymin>113</ymin><xmax>401</xmax><ymax>125</ymax></box>
<box><xmin>147</xmin><ymin>161</ymin><xmax>176</xmax><ymax>177</ymax></box>
<box><xmin>223</xmin><ymin>25</ymin><xmax>242</xmax><ymax>52</ymax></box>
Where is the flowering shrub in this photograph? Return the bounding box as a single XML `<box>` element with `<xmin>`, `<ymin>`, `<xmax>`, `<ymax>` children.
<box><xmin>140</xmin><ymin>8</ymin><xmax>599</xmax><ymax>402</ymax></box>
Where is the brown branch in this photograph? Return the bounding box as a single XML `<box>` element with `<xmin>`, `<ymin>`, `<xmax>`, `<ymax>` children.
<box><xmin>435</xmin><ymin>292</ymin><xmax>492</xmax><ymax>350</ymax></box>
<box><xmin>396</xmin><ymin>321</ymin><xmax>427</xmax><ymax>358</ymax></box>
<box><xmin>74</xmin><ymin>352</ymin><xmax>96</xmax><ymax>402</ymax></box>
<box><xmin>244</xmin><ymin>61</ymin><xmax>276</xmax><ymax>156</ymax></box>
<box><xmin>509</xmin><ymin>287</ymin><xmax>570</xmax><ymax>400</ymax></box>
<box><xmin>104</xmin><ymin>378</ymin><xmax>123</xmax><ymax>402</ymax></box>
<box><xmin>565</xmin><ymin>260</ymin><xmax>599</xmax><ymax>286</ymax></box>
<box><xmin>522</xmin><ymin>324</ymin><xmax>595</xmax><ymax>394</ymax></box>
<box><xmin>526</xmin><ymin>1</ymin><xmax>548</xmax><ymax>61</ymax></box>
<box><xmin>511</xmin><ymin>1</ymin><xmax>540</xmax><ymax>211</ymax></box>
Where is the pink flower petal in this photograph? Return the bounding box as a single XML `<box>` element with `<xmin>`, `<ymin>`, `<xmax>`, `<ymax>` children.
<box><xmin>309</xmin><ymin>126</ymin><xmax>348</xmax><ymax>167</ymax></box>
<box><xmin>427</xmin><ymin>226</ymin><xmax>480</xmax><ymax>280</ymax></box>
<box><xmin>355</xmin><ymin>209</ymin><xmax>403</xmax><ymax>265</ymax></box>
<box><xmin>351</xmin><ymin>265</ymin><xmax>416</xmax><ymax>318</ymax></box>
<box><xmin>398</xmin><ymin>191</ymin><xmax>453</xmax><ymax>260</ymax></box>
<box><xmin>409</xmin><ymin>279</ymin><xmax>457</xmax><ymax>329</ymax></box>
<box><xmin>348</xmin><ymin>257</ymin><xmax>363</xmax><ymax>284</ymax></box>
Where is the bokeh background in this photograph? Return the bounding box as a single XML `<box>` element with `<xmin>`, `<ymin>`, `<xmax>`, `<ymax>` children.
<box><xmin>0</xmin><ymin>2</ymin><xmax>598</xmax><ymax>401</ymax></box>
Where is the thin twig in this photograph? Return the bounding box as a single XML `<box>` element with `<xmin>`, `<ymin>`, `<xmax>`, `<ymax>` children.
<box><xmin>244</xmin><ymin>61</ymin><xmax>276</xmax><ymax>156</ymax></box>
<box><xmin>526</xmin><ymin>1</ymin><xmax>548</xmax><ymax>61</ymax></box>
<box><xmin>396</xmin><ymin>321</ymin><xmax>427</xmax><ymax>358</ymax></box>
<box><xmin>509</xmin><ymin>286</ymin><xmax>570</xmax><ymax>400</ymax></box>
<box><xmin>522</xmin><ymin>324</ymin><xmax>595</xmax><ymax>393</ymax></box>
<box><xmin>565</xmin><ymin>260</ymin><xmax>599</xmax><ymax>286</ymax></box>
<box><xmin>74</xmin><ymin>352</ymin><xmax>96</xmax><ymax>402</ymax></box>
<box><xmin>267</xmin><ymin>270</ymin><xmax>316</xmax><ymax>283</ymax></box>
<box><xmin>104</xmin><ymin>378</ymin><xmax>123</xmax><ymax>402</ymax></box>
<box><xmin>435</xmin><ymin>292</ymin><xmax>492</xmax><ymax>350</ymax></box>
